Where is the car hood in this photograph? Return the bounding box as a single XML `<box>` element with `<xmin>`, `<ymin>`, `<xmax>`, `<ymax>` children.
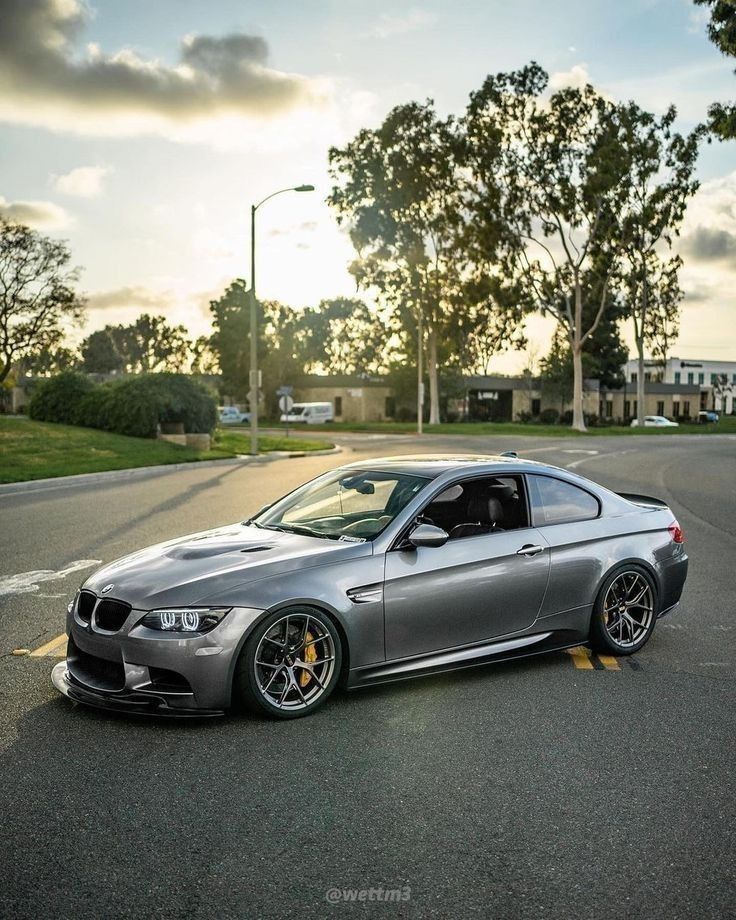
<box><xmin>82</xmin><ymin>523</ymin><xmax>372</xmax><ymax>610</ymax></box>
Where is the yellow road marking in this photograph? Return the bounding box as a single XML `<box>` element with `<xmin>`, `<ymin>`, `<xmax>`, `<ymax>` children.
<box><xmin>597</xmin><ymin>654</ymin><xmax>621</xmax><ymax>671</ymax></box>
<box><xmin>567</xmin><ymin>646</ymin><xmax>594</xmax><ymax>670</ymax></box>
<box><xmin>30</xmin><ymin>633</ymin><xmax>67</xmax><ymax>657</ymax></box>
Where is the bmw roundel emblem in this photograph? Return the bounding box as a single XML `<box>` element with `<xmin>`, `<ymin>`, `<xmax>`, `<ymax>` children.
<box><xmin>101</xmin><ymin>584</ymin><xmax>114</xmax><ymax>594</ymax></box>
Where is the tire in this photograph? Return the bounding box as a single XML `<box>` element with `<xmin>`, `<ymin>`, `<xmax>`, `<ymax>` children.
<box><xmin>589</xmin><ymin>565</ymin><xmax>658</xmax><ymax>656</ymax></box>
<box><xmin>234</xmin><ymin>606</ymin><xmax>342</xmax><ymax>719</ymax></box>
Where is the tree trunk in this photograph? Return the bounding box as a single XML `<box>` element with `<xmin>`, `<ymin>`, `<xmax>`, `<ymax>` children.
<box><xmin>636</xmin><ymin>337</ymin><xmax>646</xmax><ymax>426</ymax></box>
<box><xmin>637</xmin><ymin>265</ymin><xmax>648</xmax><ymax>426</ymax></box>
<box><xmin>427</xmin><ymin>325</ymin><xmax>440</xmax><ymax>425</ymax></box>
<box><xmin>571</xmin><ymin>277</ymin><xmax>586</xmax><ymax>432</ymax></box>
<box><xmin>571</xmin><ymin>343</ymin><xmax>586</xmax><ymax>432</ymax></box>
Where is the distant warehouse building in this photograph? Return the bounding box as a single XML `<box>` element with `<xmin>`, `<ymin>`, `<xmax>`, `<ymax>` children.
<box><xmin>292</xmin><ymin>371</ymin><xmax>705</xmax><ymax>424</ymax></box>
<box><xmin>294</xmin><ymin>375</ymin><xmax>395</xmax><ymax>423</ymax></box>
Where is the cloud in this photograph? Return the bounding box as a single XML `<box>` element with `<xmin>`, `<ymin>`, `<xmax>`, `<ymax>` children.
<box><xmin>549</xmin><ymin>64</ymin><xmax>591</xmax><ymax>91</ymax></box>
<box><xmin>681</xmin><ymin>225</ymin><xmax>736</xmax><ymax>262</ymax></box>
<box><xmin>0</xmin><ymin>195</ymin><xmax>69</xmax><ymax>228</ymax></box>
<box><xmin>371</xmin><ymin>8</ymin><xmax>438</xmax><ymax>39</ymax></box>
<box><xmin>86</xmin><ymin>285</ymin><xmax>173</xmax><ymax>312</ymax></box>
<box><xmin>52</xmin><ymin>165</ymin><xmax>111</xmax><ymax>197</ymax></box>
<box><xmin>0</xmin><ymin>0</ymin><xmax>325</xmax><ymax>141</ymax></box>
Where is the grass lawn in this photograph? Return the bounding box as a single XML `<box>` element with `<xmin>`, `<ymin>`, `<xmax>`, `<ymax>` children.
<box><xmin>0</xmin><ymin>418</ymin><xmax>335</xmax><ymax>484</ymax></box>
<box><xmin>261</xmin><ymin>417</ymin><xmax>736</xmax><ymax>437</ymax></box>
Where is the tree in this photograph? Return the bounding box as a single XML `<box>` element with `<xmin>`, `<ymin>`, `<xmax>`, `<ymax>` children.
<box><xmin>584</xmin><ymin>300</ymin><xmax>629</xmax><ymax>389</ymax></box>
<box><xmin>109</xmin><ymin>314</ymin><xmax>192</xmax><ymax>373</ymax></box>
<box><xmin>539</xmin><ymin>331</ymin><xmax>574</xmax><ymax>417</ymax></box>
<box><xmin>614</xmin><ymin>103</ymin><xmax>701</xmax><ymax>424</ymax></box>
<box><xmin>189</xmin><ymin>335</ymin><xmax>219</xmax><ymax>376</ymax></box>
<box><xmin>208</xmin><ymin>280</ymin><xmax>251</xmax><ymax>402</ymax></box>
<box><xmin>302</xmin><ymin>297</ymin><xmax>389</xmax><ymax>375</ymax></box>
<box><xmin>81</xmin><ymin>328</ymin><xmax>123</xmax><ymax>374</ymax></box>
<box><xmin>466</xmin><ymin>64</ymin><xmax>633</xmax><ymax>430</ymax></box>
<box><xmin>643</xmin><ymin>255</ymin><xmax>683</xmax><ymax>376</ymax></box>
<box><xmin>208</xmin><ymin>280</ymin><xmax>310</xmax><ymax>414</ymax></box>
<box><xmin>0</xmin><ymin>219</ymin><xmax>85</xmax><ymax>385</ymax></box>
<box><xmin>328</xmin><ymin>102</ymin><xmax>462</xmax><ymax>424</ymax></box>
<box><xmin>694</xmin><ymin>0</ymin><xmax>736</xmax><ymax>139</ymax></box>
<box><xmin>19</xmin><ymin>343</ymin><xmax>78</xmax><ymax>376</ymax></box>
<box><xmin>329</xmin><ymin>100</ymin><xmax>524</xmax><ymax>424</ymax></box>
<box><xmin>711</xmin><ymin>373</ymin><xmax>734</xmax><ymax>413</ymax></box>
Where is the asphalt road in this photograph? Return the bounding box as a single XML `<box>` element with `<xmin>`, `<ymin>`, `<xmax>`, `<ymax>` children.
<box><xmin>1</xmin><ymin>432</ymin><xmax>735</xmax><ymax>919</ymax></box>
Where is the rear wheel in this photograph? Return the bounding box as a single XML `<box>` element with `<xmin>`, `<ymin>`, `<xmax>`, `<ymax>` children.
<box><xmin>589</xmin><ymin>566</ymin><xmax>657</xmax><ymax>655</ymax></box>
<box><xmin>234</xmin><ymin>607</ymin><xmax>341</xmax><ymax>719</ymax></box>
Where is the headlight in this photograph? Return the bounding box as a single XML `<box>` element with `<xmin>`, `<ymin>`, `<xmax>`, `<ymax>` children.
<box><xmin>138</xmin><ymin>607</ymin><xmax>231</xmax><ymax>634</ymax></box>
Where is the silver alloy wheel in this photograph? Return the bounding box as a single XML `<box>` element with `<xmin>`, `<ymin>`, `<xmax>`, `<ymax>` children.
<box><xmin>603</xmin><ymin>570</ymin><xmax>654</xmax><ymax>649</ymax></box>
<box><xmin>254</xmin><ymin>612</ymin><xmax>336</xmax><ymax>711</ymax></box>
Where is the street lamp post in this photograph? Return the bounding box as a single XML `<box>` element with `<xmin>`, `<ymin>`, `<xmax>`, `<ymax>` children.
<box><xmin>249</xmin><ymin>184</ymin><xmax>314</xmax><ymax>456</ymax></box>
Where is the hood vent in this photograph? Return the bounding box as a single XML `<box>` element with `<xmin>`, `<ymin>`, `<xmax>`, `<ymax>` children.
<box><xmin>165</xmin><ymin>542</ymin><xmax>274</xmax><ymax>560</ymax></box>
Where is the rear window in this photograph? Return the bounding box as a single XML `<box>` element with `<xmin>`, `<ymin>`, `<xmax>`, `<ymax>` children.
<box><xmin>528</xmin><ymin>475</ymin><xmax>599</xmax><ymax>525</ymax></box>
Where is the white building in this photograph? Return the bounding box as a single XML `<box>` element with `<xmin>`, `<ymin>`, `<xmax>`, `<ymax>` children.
<box><xmin>623</xmin><ymin>357</ymin><xmax>736</xmax><ymax>415</ymax></box>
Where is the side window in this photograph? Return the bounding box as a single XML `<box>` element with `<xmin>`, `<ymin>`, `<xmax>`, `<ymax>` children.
<box><xmin>528</xmin><ymin>475</ymin><xmax>599</xmax><ymax>525</ymax></box>
<box><xmin>420</xmin><ymin>475</ymin><xmax>530</xmax><ymax>539</ymax></box>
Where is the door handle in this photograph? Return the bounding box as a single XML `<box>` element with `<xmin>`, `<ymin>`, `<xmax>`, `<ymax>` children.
<box><xmin>517</xmin><ymin>544</ymin><xmax>544</xmax><ymax>556</ymax></box>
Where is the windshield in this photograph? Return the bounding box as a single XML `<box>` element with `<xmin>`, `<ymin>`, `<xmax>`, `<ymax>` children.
<box><xmin>289</xmin><ymin>406</ymin><xmax>305</xmax><ymax>415</ymax></box>
<box><xmin>251</xmin><ymin>470</ymin><xmax>430</xmax><ymax>541</ymax></box>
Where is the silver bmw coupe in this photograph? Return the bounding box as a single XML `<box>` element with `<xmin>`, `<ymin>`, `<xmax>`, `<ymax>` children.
<box><xmin>53</xmin><ymin>455</ymin><xmax>688</xmax><ymax>719</ymax></box>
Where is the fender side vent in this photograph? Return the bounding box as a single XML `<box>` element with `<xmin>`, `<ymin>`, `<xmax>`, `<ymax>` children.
<box><xmin>347</xmin><ymin>584</ymin><xmax>383</xmax><ymax>604</ymax></box>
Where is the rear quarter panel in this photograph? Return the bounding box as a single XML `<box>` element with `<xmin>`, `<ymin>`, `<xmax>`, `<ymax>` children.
<box><xmin>536</xmin><ymin>507</ymin><xmax>676</xmax><ymax>620</ymax></box>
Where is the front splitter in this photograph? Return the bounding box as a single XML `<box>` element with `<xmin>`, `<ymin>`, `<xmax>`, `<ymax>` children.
<box><xmin>51</xmin><ymin>661</ymin><xmax>224</xmax><ymax>719</ymax></box>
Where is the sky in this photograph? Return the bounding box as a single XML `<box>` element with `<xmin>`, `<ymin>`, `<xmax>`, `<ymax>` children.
<box><xmin>0</xmin><ymin>0</ymin><xmax>734</xmax><ymax>373</ymax></box>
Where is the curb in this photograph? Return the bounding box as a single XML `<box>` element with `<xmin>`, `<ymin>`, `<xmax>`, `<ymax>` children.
<box><xmin>0</xmin><ymin>446</ymin><xmax>342</xmax><ymax>497</ymax></box>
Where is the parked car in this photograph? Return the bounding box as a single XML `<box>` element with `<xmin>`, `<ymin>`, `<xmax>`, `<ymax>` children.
<box><xmin>630</xmin><ymin>415</ymin><xmax>679</xmax><ymax>428</ymax></box>
<box><xmin>218</xmin><ymin>406</ymin><xmax>249</xmax><ymax>425</ymax></box>
<box><xmin>53</xmin><ymin>455</ymin><xmax>688</xmax><ymax>720</ymax></box>
<box><xmin>280</xmin><ymin>402</ymin><xmax>334</xmax><ymax>424</ymax></box>
<box><xmin>697</xmin><ymin>410</ymin><xmax>719</xmax><ymax>423</ymax></box>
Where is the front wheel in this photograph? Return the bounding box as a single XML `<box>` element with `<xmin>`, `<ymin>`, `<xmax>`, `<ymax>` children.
<box><xmin>589</xmin><ymin>566</ymin><xmax>657</xmax><ymax>655</ymax></box>
<box><xmin>234</xmin><ymin>607</ymin><xmax>342</xmax><ymax>719</ymax></box>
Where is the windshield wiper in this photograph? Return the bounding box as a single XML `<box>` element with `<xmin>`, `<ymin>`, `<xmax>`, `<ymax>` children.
<box><xmin>261</xmin><ymin>523</ymin><xmax>339</xmax><ymax>540</ymax></box>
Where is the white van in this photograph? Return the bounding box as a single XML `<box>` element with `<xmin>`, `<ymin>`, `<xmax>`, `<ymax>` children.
<box><xmin>280</xmin><ymin>402</ymin><xmax>334</xmax><ymax>425</ymax></box>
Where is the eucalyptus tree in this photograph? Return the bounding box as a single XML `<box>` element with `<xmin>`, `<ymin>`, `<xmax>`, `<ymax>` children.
<box><xmin>644</xmin><ymin>256</ymin><xmax>684</xmax><ymax>372</ymax></box>
<box><xmin>694</xmin><ymin>0</ymin><xmax>736</xmax><ymax>139</ymax></box>
<box><xmin>465</xmin><ymin>63</ymin><xmax>632</xmax><ymax>430</ymax></box>
<box><xmin>301</xmin><ymin>297</ymin><xmax>389</xmax><ymax>375</ymax></box>
<box><xmin>328</xmin><ymin>100</ymin><xmax>523</xmax><ymax>425</ymax></box>
<box><xmin>614</xmin><ymin>103</ymin><xmax>701</xmax><ymax>424</ymax></box>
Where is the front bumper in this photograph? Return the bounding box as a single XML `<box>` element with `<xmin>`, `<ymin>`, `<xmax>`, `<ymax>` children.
<box><xmin>54</xmin><ymin>605</ymin><xmax>265</xmax><ymax>716</ymax></box>
<box><xmin>52</xmin><ymin>661</ymin><xmax>223</xmax><ymax>717</ymax></box>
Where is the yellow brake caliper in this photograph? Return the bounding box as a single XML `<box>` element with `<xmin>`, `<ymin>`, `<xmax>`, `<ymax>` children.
<box><xmin>300</xmin><ymin>631</ymin><xmax>318</xmax><ymax>687</ymax></box>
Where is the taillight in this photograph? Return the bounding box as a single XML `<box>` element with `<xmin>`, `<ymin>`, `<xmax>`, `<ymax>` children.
<box><xmin>668</xmin><ymin>521</ymin><xmax>685</xmax><ymax>544</ymax></box>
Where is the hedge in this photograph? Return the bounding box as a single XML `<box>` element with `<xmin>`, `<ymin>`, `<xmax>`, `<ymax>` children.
<box><xmin>28</xmin><ymin>371</ymin><xmax>95</xmax><ymax>426</ymax></box>
<box><xmin>29</xmin><ymin>372</ymin><xmax>217</xmax><ymax>438</ymax></box>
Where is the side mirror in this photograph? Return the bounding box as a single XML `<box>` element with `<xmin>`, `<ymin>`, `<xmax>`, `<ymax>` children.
<box><xmin>408</xmin><ymin>523</ymin><xmax>449</xmax><ymax>548</ymax></box>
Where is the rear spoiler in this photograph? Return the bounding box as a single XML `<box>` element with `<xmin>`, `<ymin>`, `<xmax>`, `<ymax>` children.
<box><xmin>617</xmin><ymin>492</ymin><xmax>669</xmax><ymax>510</ymax></box>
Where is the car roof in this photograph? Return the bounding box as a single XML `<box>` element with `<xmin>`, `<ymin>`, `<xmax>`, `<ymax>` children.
<box><xmin>338</xmin><ymin>454</ymin><xmax>553</xmax><ymax>480</ymax></box>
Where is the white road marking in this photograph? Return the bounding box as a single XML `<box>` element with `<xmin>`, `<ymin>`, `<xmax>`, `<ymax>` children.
<box><xmin>565</xmin><ymin>449</ymin><xmax>638</xmax><ymax>470</ymax></box>
<box><xmin>561</xmin><ymin>449</ymin><xmax>599</xmax><ymax>455</ymax></box>
<box><xmin>0</xmin><ymin>559</ymin><xmax>101</xmax><ymax>598</ymax></box>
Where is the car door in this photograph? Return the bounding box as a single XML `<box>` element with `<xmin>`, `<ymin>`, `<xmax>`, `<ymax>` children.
<box><xmin>382</xmin><ymin>476</ymin><xmax>550</xmax><ymax>661</ymax></box>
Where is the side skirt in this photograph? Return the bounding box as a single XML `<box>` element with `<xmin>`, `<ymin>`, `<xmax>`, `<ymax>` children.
<box><xmin>346</xmin><ymin>629</ymin><xmax>586</xmax><ymax>690</ymax></box>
